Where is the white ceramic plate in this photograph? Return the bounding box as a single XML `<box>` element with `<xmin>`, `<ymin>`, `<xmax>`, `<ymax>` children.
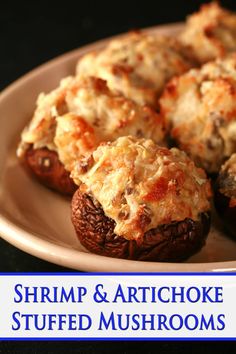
<box><xmin>0</xmin><ymin>23</ymin><xmax>236</xmax><ymax>272</ymax></box>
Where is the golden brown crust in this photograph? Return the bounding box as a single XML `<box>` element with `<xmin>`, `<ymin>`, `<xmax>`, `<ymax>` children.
<box><xmin>72</xmin><ymin>136</ymin><xmax>211</xmax><ymax>241</ymax></box>
<box><xmin>18</xmin><ymin>76</ymin><xmax>166</xmax><ymax>195</ymax></box>
<box><xmin>71</xmin><ymin>188</ymin><xmax>210</xmax><ymax>261</ymax></box>
<box><xmin>24</xmin><ymin>146</ymin><xmax>77</xmax><ymax>196</ymax></box>
<box><xmin>220</xmin><ymin>153</ymin><xmax>236</xmax><ymax>178</ymax></box>
<box><xmin>180</xmin><ymin>2</ymin><xmax>236</xmax><ymax>63</ymax></box>
<box><xmin>76</xmin><ymin>32</ymin><xmax>194</xmax><ymax>108</ymax></box>
<box><xmin>160</xmin><ymin>54</ymin><xmax>236</xmax><ymax>173</ymax></box>
<box><xmin>54</xmin><ymin>77</ymin><xmax>166</xmax><ymax>172</ymax></box>
<box><xmin>18</xmin><ymin>76</ymin><xmax>166</xmax><ymax>184</ymax></box>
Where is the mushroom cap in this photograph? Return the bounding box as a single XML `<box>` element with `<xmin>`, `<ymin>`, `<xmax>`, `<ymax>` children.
<box><xmin>214</xmin><ymin>154</ymin><xmax>236</xmax><ymax>238</ymax></box>
<box><xmin>71</xmin><ymin>188</ymin><xmax>211</xmax><ymax>261</ymax></box>
<box><xmin>72</xmin><ymin>136</ymin><xmax>211</xmax><ymax>241</ymax></box>
<box><xmin>24</xmin><ymin>146</ymin><xmax>77</xmax><ymax>195</ymax></box>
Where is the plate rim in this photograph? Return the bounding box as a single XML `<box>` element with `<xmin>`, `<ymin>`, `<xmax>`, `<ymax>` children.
<box><xmin>1</xmin><ymin>212</ymin><xmax>236</xmax><ymax>272</ymax></box>
<box><xmin>1</xmin><ymin>22</ymin><xmax>236</xmax><ymax>272</ymax></box>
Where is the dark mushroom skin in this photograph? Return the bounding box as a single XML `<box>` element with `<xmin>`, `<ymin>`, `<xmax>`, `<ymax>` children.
<box><xmin>71</xmin><ymin>188</ymin><xmax>211</xmax><ymax>262</ymax></box>
<box><xmin>214</xmin><ymin>172</ymin><xmax>236</xmax><ymax>238</ymax></box>
<box><xmin>24</xmin><ymin>146</ymin><xmax>77</xmax><ymax>196</ymax></box>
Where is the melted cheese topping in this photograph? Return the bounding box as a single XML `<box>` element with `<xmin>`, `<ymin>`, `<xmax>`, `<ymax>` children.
<box><xmin>17</xmin><ymin>77</ymin><xmax>74</xmax><ymax>156</ymax></box>
<box><xmin>18</xmin><ymin>76</ymin><xmax>166</xmax><ymax>172</ymax></box>
<box><xmin>180</xmin><ymin>2</ymin><xmax>236</xmax><ymax>63</ymax></box>
<box><xmin>76</xmin><ymin>32</ymin><xmax>193</xmax><ymax>108</ymax></box>
<box><xmin>72</xmin><ymin>136</ymin><xmax>211</xmax><ymax>241</ymax></box>
<box><xmin>160</xmin><ymin>54</ymin><xmax>236</xmax><ymax>173</ymax></box>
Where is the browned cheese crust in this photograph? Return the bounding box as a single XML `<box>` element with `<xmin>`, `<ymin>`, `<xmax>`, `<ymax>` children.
<box><xmin>77</xmin><ymin>31</ymin><xmax>195</xmax><ymax>108</ymax></box>
<box><xmin>180</xmin><ymin>2</ymin><xmax>236</xmax><ymax>64</ymax></box>
<box><xmin>71</xmin><ymin>188</ymin><xmax>210</xmax><ymax>261</ymax></box>
<box><xmin>160</xmin><ymin>54</ymin><xmax>236</xmax><ymax>173</ymax></box>
<box><xmin>18</xmin><ymin>76</ymin><xmax>166</xmax><ymax>195</ymax></box>
<box><xmin>70</xmin><ymin>136</ymin><xmax>211</xmax><ymax>261</ymax></box>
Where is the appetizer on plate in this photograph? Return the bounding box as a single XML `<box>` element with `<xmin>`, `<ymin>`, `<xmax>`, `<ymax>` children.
<box><xmin>71</xmin><ymin>136</ymin><xmax>211</xmax><ymax>261</ymax></box>
<box><xmin>160</xmin><ymin>54</ymin><xmax>236</xmax><ymax>174</ymax></box>
<box><xmin>17</xmin><ymin>76</ymin><xmax>166</xmax><ymax>195</ymax></box>
<box><xmin>215</xmin><ymin>154</ymin><xmax>236</xmax><ymax>238</ymax></box>
<box><xmin>17</xmin><ymin>2</ymin><xmax>236</xmax><ymax>264</ymax></box>
<box><xmin>77</xmin><ymin>31</ymin><xmax>195</xmax><ymax>108</ymax></box>
<box><xmin>180</xmin><ymin>2</ymin><xmax>236</xmax><ymax>64</ymax></box>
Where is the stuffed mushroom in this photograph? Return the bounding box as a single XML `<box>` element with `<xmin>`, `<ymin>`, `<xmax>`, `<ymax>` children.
<box><xmin>214</xmin><ymin>153</ymin><xmax>236</xmax><ymax>238</ymax></box>
<box><xmin>180</xmin><ymin>2</ymin><xmax>236</xmax><ymax>64</ymax></box>
<box><xmin>76</xmin><ymin>31</ymin><xmax>195</xmax><ymax>109</ymax></box>
<box><xmin>71</xmin><ymin>136</ymin><xmax>212</xmax><ymax>261</ymax></box>
<box><xmin>17</xmin><ymin>76</ymin><xmax>166</xmax><ymax>195</ymax></box>
<box><xmin>160</xmin><ymin>54</ymin><xmax>236</xmax><ymax>174</ymax></box>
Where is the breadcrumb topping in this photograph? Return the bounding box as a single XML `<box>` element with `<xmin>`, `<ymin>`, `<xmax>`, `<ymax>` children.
<box><xmin>160</xmin><ymin>54</ymin><xmax>236</xmax><ymax>173</ymax></box>
<box><xmin>72</xmin><ymin>136</ymin><xmax>211</xmax><ymax>241</ymax></box>
<box><xmin>180</xmin><ymin>2</ymin><xmax>236</xmax><ymax>63</ymax></box>
<box><xmin>18</xmin><ymin>76</ymin><xmax>166</xmax><ymax>172</ymax></box>
<box><xmin>77</xmin><ymin>31</ymin><xmax>193</xmax><ymax>108</ymax></box>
